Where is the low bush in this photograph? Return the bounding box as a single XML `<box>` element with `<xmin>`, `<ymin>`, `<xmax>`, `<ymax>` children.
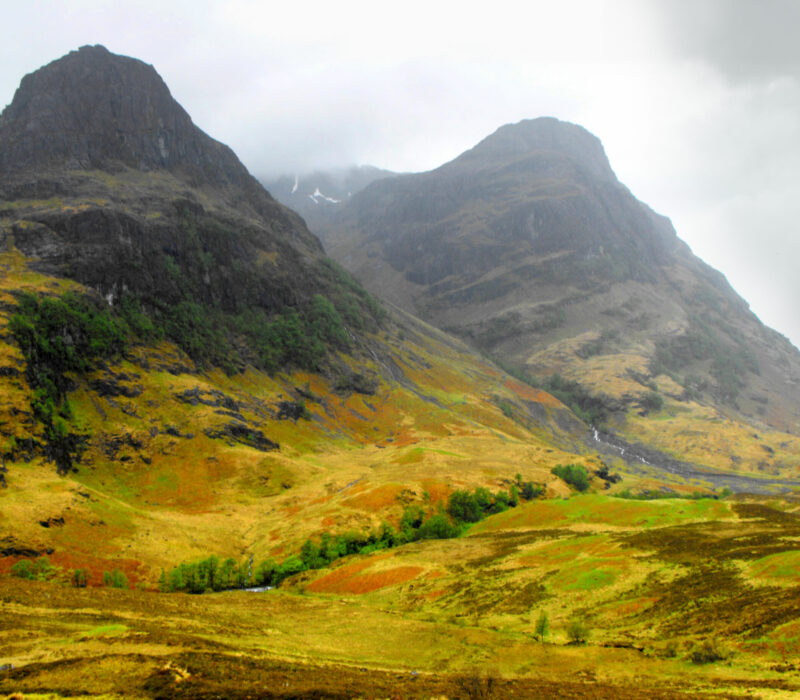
<box><xmin>71</xmin><ymin>568</ymin><xmax>88</xmax><ymax>588</ymax></box>
<box><xmin>103</xmin><ymin>569</ymin><xmax>128</xmax><ymax>589</ymax></box>
<box><xmin>566</xmin><ymin>618</ymin><xmax>590</xmax><ymax>644</ymax></box>
<box><xmin>690</xmin><ymin>639</ymin><xmax>727</xmax><ymax>664</ymax></box>
<box><xmin>551</xmin><ymin>464</ymin><xmax>590</xmax><ymax>492</ymax></box>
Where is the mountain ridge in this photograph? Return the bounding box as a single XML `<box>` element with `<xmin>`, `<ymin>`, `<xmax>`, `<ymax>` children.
<box><xmin>317</xmin><ymin>117</ymin><xmax>800</xmax><ymax>454</ymax></box>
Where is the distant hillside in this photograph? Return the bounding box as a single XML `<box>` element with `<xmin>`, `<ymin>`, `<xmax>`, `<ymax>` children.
<box><xmin>321</xmin><ymin>118</ymin><xmax>800</xmax><ymax>472</ymax></box>
<box><xmin>261</xmin><ymin>165</ymin><xmax>396</xmax><ymax>235</ymax></box>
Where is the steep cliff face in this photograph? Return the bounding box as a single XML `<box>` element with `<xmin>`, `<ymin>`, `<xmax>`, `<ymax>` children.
<box><xmin>0</xmin><ymin>45</ymin><xmax>338</xmax><ymax>319</ymax></box>
<box><xmin>2</xmin><ymin>45</ymin><xmax>257</xmax><ymax>194</ymax></box>
<box><xmin>322</xmin><ymin>118</ymin><xmax>800</xmax><ymax>439</ymax></box>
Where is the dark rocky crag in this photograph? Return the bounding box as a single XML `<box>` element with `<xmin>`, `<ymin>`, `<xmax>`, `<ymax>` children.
<box><xmin>321</xmin><ymin>117</ymin><xmax>800</xmax><ymax>434</ymax></box>
<box><xmin>0</xmin><ymin>45</ymin><xmax>332</xmax><ymax>316</ymax></box>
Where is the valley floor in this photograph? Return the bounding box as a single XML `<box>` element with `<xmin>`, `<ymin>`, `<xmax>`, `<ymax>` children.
<box><xmin>0</xmin><ymin>581</ymin><xmax>774</xmax><ymax>699</ymax></box>
<box><xmin>3</xmin><ymin>493</ymin><xmax>800</xmax><ymax>699</ymax></box>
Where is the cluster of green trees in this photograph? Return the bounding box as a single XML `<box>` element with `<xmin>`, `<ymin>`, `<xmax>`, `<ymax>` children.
<box><xmin>232</xmin><ymin>294</ymin><xmax>350</xmax><ymax>374</ymax></box>
<box><xmin>163</xmin><ymin>477</ymin><xmax>546</xmax><ymax>594</ymax></box>
<box><xmin>160</xmin><ymin>555</ymin><xmax>255</xmax><ymax>594</ymax></box>
<box><xmin>9</xmin><ymin>286</ymin><xmax>363</xmax><ymax>393</ymax></box>
<box><xmin>10</xmin><ymin>556</ymin><xmax>56</xmax><ymax>581</ymax></box>
<box><xmin>551</xmin><ymin>464</ymin><xmax>590</xmax><ymax>492</ymax></box>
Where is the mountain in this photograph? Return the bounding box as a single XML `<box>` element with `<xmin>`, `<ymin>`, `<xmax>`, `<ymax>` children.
<box><xmin>321</xmin><ymin>117</ymin><xmax>800</xmax><ymax>474</ymax></box>
<box><xmin>0</xmin><ymin>47</ymin><xmax>591</xmax><ymax>576</ymax></box>
<box><xmin>261</xmin><ymin>164</ymin><xmax>396</xmax><ymax>234</ymax></box>
<box><xmin>3</xmin><ymin>49</ymin><xmax>800</xmax><ymax>700</ymax></box>
<box><xmin>0</xmin><ymin>45</ymin><xmax>331</xmax><ymax>317</ymax></box>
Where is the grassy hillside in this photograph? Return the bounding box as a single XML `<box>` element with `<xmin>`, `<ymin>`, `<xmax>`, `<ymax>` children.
<box><xmin>3</xmin><ymin>492</ymin><xmax>800</xmax><ymax>697</ymax></box>
<box><xmin>0</xmin><ymin>244</ymin><xmax>596</xmax><ymax>588</ymax></box>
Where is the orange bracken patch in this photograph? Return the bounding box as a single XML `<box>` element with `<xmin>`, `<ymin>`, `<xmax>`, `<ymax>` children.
<box><xmin>420</xmin><ymin>479</ymin><xmax>452</xmax><ymax>505</ymax></box>
<box><xmin>321</xmin><ymin>516</ymin><xmax>337</xmax><ymax>527</ymax></box>
<box><xmin>503</xmin><ymin>379</ymin><xmax>561</xmax><ymax>408</ymax></box>
<box><xmin>47</xmin><ymin>551</ymin><xmax>146</xmax><ymax>588</ymax></box>
<box><xmin>332</xmin><ymin>566</ymin><xmax>424</xmax><ymax>594</ymax></box>
<box><xmin>342</xmin><ymin>484</ymin><xmax>403</xmax><ymax>511</ymax></box>
<box><xmin>307</xmin><ymin>558</ymin><xmax>375</xmax><ymax>593</ymax></box>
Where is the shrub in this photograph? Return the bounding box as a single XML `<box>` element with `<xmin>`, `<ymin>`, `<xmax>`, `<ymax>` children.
<box><xmin>11</xmin><ymin>559</ymin><xmax>34</xmax><ymax>580</ymax></box>
<box><xmin>639</xmin><ymin>390</ymin><xmax>664</xmax><ymax>414</ymax></box>
<box><xmin>520</xmin><ymin>481</ymin><xmax>544</xmax><ymax>500</ymax></box>
<box><xmin>103</xmin><ymin>569</ymin><xmax>128</xmax><ymax>589</ymax></box>
<box><xmin>416</xmin><ymin>513</ymin><xmax>461</xmax><ymax>540</ymax></box>
<box><xmin>447</xmin><ymin>490</ymin><xmax>482</xmax><ymax>523</ymax></box>
<box><xmin>690</xmin><ymin>639</ymin><xmax>727</xmax><ymax>664</ymax></box>
<box><xmin>566</xmin><ymin>618</ymin><xmax>590</xmax><ymax>644</ymax></box>
<box><xmin>254</xmin><ymin>559</ymin><xmax>278</xmax><ymax>587</ymax></box>
<box><xmin>274</xmin><ymin>555</ymin><xmax>307</xmax><ymax>584</ymax></box>
<box><xmin>551</xmin><ymin>464</ymin><xmax>590</xmax><ymax>492</ymax></box>
<box><xmin>72</xmin><ymin>568</ymin><xmax>88</xmax><ymax>588</ymax></box>
<box><xmin>11</xmin><ymin>556</ymin><xmax>55</xmax><ymax>581</ymax></box>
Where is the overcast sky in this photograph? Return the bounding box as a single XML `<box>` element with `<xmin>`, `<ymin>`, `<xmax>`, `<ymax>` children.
<box><xmin>2</xmin><ymin>0</ymin><xmax>799</xmax><ymax>349</ymax></box>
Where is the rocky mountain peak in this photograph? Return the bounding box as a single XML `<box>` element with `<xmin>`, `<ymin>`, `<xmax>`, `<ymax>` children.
<box><xmin>0</xmin><ymin>45</ymin><xmax>254</xmax><ymax>192</ymax></box>
<box><xmin>450</xmin><ymin>117</ymin><xmax>618</xmax><ymax>183</ymax></box>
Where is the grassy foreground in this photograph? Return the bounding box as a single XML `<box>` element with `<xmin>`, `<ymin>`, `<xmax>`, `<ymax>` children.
<box><xmin>3</xmin><ymin>493</ymin><xmax>800</xmax><ymax>699</ymax></box>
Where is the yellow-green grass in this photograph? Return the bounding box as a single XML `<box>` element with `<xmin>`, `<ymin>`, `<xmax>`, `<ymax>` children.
<box><xmin>2</xmin><ymin>576</ymin><xmax>799</xmax><ymax>699</ymax></box>
<box><xmin>0</xmin><ymin>248</ymin><xmax>585</xmax><ymax>582</ymax></box>
<box><xmin>748</xmin><ymin>550</ymin><xmax>800</xmax><ymax>584</ymax></box>
<box><xmin>470</xmin><ymin>493</ymin><xmax>734</xmax><ymax>533</ymax></box>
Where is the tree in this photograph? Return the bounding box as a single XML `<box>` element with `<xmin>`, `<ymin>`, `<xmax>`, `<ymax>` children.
<box><xmin>551</xmin><ymin>464</ymin><xmax>590</xmax><ymax>492</ymax></box>
<box><xmin>254</xmin><ymin>558</ymin><xmax>278</xmax><ymax>587</ymax></box>
<box><xmin>566</xmin><ymin>618</ymin><xmax>590</xmax><ymax>644</ymax></box>
<box><xmin>447</xmin><ymin>490</ymin><xmax>481</xmax><ymax>523</ymax></box>
<box><xmin>72</xmin><ymin>568</ymin><xmax>88</xmax><ymax>588</ymax></box>
<box><xmin>534</xmin><ymin>610</ymin><xmax>549</xmax><ymax>642</ymax></box>
<box><xmin>416</xmin><ymin>513</ymin><xmax>461</xmax><ymax>540</ymax></box>
<box><xmin>520</xmin><ymin>481</ymin><xmax>543</xmax><ymax>500</ymax></box>
<box><xmin>11</xmin><ymin>559</ymin><xmax>34</xmax><ymax>580</ymax></box>
<box><xmin>104</xmin><ymin>568</ymin><xmax>128</xmax><ymax>589</ymax></box>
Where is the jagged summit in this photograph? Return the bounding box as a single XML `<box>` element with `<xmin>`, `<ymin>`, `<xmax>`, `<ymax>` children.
<box><xmin>0</xmin><ymin>45</ymin><xmax>256</xmax><ymax>194</ymax></box>
<box><xmin>0</xmin><ymin>47</ymin><xmax>347</xmax><ymax>323</ymax></box>
<box><xmin>446</xmin><ymin>117</ymin><xmax>618</xmax><ymax>183</ymax></box>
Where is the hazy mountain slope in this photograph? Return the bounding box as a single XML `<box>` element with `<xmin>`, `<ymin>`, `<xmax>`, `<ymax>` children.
<box><xmin>261</xmin><ymin>165</ymin><xmax>396</xmax><ymax>235</ymax></box>
<box><xmin>322</xmin><ymin>118</ymin><xmax>800</xmax><ymax>473</ymax></box>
